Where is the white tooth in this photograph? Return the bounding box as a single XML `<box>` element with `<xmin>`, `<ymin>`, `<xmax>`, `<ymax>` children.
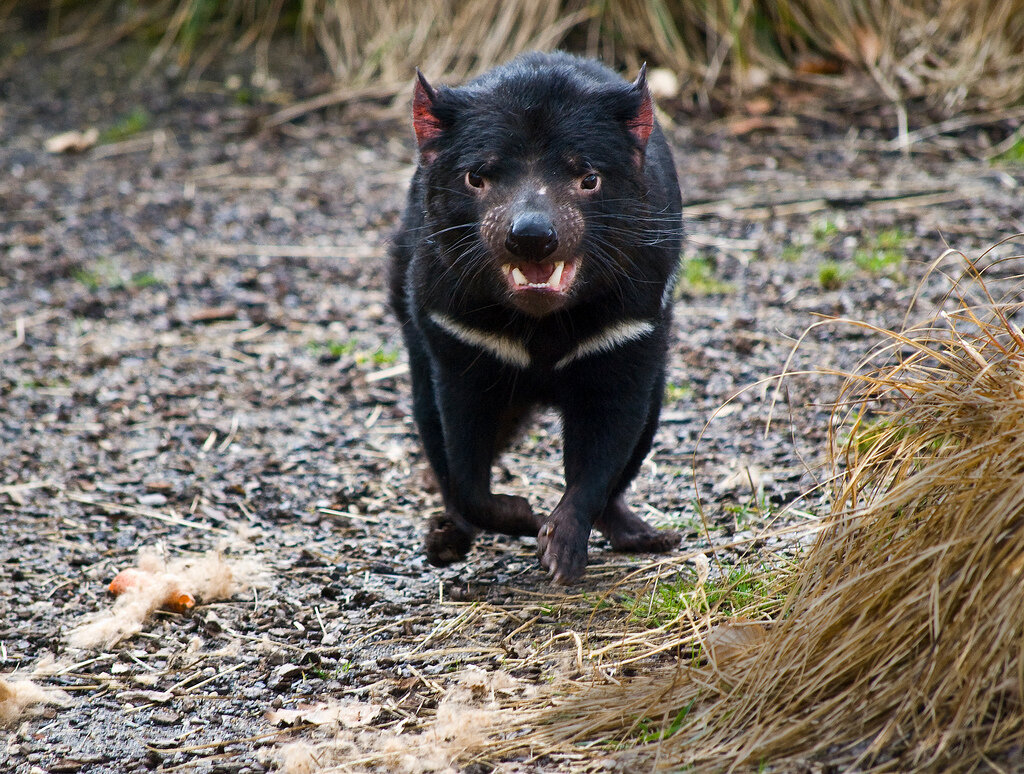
<box><xmin>502</xmin><ymin>264</ymin><xmax>511</xmax><ymax>276</ymax></box>
<box><xmin>511</xmin><ymin>267</ymin><xmax>528</xmax><ymax>286</ymax></box>
<box><xmin>548</xmin><ymin>261</ymin><xmax>564</xmax><ymax>288</ymax></box>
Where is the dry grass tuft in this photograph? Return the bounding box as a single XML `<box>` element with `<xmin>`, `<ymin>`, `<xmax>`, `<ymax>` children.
<box><xmin>486</xmin><ymin>243</ymin><xmax>1024</xmax><ymax>771</ymax></box>
<box><xmin>792</xmin><ymin>0</ymin><xmax>1024</xmax><ymax>112</ymax></box>
<box><xmin>303</xmin><ymin>0</ymin><xmax>582</xmax><ymax>94</ymax></box>
<box><xmin>15</xmin><ymin>1</ymin><xmax>1024</xmax><ymax>111</ymax></box>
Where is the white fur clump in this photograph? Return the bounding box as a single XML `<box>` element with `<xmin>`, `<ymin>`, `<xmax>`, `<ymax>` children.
<box><xmin>0</xmin><ymin>676</ymin><xmax>69</xmax><ymax>726</ymax></box>
<box><xmin>68</xmin><ymin>547</ymin><xmax>244</xmax><ymax>649</ymax></box>
<box><xmin>277</xmin><ymin>742</ymin><xmax>323</xmax><ymax>774</ymax></box>
<box><xmin>273</xmin><ymin>668</ymin><xmax>529</xmax><ymax>773</ymax></box>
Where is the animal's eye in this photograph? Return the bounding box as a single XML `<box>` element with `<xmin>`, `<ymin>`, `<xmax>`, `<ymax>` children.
<box><xmin>580</xmin><ymin>172</ymin><xmax>600</xmax><ymax>191</ymax></box>
<box><xmin>465</xmin><ymin>170</ymin><xmax>486</xmax><ymax>190</ymax></box>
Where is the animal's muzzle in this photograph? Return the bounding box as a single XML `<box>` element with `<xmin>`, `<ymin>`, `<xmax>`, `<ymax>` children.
<box><xmin>505</xmin><ymin>212</ymin><xmax>558</xmax><ymax>261</ymax></box>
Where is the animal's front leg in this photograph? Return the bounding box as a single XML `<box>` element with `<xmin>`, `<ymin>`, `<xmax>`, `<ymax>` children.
<box><xmin>433</xmin><ymin>376</ymin><xmax>541</xmax><ymax>544</ymax></box>
<box><xmin>538</xmin><ymin>385</ymin><xmax>654</xmax><ymax>584</ymax></box>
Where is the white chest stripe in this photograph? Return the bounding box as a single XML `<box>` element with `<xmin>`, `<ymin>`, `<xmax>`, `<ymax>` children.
<box><xmin>429</xmin><ymin>312</ymin><xmax>531</xmax><ymax>369</ymax></box>
<box><xmin>555</xmin><ymin>319</ymin><xmax>655</xmax><ymax>370</ymax></box>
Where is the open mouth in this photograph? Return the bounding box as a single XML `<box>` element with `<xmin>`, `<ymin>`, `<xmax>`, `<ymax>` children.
<box><xmin>501</xmin><ymin>260</ymin><xmax>577</xmax><ymax>293</ymax></box>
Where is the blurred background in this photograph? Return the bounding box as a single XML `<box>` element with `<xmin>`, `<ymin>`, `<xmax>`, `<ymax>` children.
<box><xmin>5</xmin><ymin>0</ymin><xmax>1024</xmax><ymax>115</ymax></box>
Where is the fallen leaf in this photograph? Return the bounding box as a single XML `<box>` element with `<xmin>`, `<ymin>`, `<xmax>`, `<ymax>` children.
<box><xmin>795</xmin><ymin>55</ymin><xmax>844</xmax><ymax>75</ymax></box>
<box><xmin>744</xmin><ymin>97</ymin><xmax>773</xmax><ymax>116</ymax></box>
<box><xmin>727</xmin><ymin>116</ymin><xmax>798</xmax><ymax>136</ymax></box>
<box><xmin>704</xmin><ymin>621</ymin><xmax>769</xmax><ymax>663</ymax></box>
<box><xmin>694</xmin><ymin>552</ymin><xmax>711</xmax><ymax>586</ymax></box>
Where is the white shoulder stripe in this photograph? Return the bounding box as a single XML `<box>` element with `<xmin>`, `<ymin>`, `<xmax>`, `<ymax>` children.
<box><xmin>428</xmin><ymin>312</ymin><xmax>531</xmax><ymax>369</ymax></box>
<box><xmin>661</xmin><ymin>264</ymin><xmax>681</xmax><ymax>309</ymax></box>
<box><xmin>555</xmin><ymin>319</ymin><xmax>655</xmax><ymax>370</ymax></box>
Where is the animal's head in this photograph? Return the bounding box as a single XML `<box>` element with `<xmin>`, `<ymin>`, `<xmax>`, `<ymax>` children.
<box><xmin>411</xmin><ymin>58</ymin><xmax>656</xmax><ymax>317</ymax></box>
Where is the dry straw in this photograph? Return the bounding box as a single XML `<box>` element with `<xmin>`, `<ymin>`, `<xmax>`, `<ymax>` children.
<box><xmin>15</xmin><ymin>1</ymin><xmax>1024</xmax><ymax>110</ymax></box>
<box><xmin>487</xmin><ymin>243</ymin><xmax>1024</xmax><ymax>771</ymax></box>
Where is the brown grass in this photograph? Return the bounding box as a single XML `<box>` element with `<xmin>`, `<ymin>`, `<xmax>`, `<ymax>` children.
<box><xmin>483</xmin><ymin>242</ymin><xmax>1024</xmax><ymax>771</ymax></box>
<box><xmin>13</xmin><ymin>1</ymin><xmax>1024</xmax><ymax>111</ymax></box>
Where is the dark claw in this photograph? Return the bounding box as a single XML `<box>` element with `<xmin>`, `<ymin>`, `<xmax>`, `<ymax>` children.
<box><xmin>536</xmin><ymin>512</ymin><xmax>589</xmax><ymax>585</ymax></box>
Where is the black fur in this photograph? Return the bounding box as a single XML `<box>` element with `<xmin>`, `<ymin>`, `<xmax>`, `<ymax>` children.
<box><xmin>389</xmin><ymin>52</ymin><xmax>683</xmax><ymax>583</ymax></box>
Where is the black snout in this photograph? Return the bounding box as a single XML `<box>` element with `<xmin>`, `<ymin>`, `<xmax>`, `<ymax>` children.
<box><xmin>505</xmin><ymin>212</ymin><xmax>558</xmax><ymax>260</ymax></box>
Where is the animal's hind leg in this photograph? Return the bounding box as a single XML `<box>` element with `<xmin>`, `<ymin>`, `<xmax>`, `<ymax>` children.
<box><xmin>595</xmin><ymin>496</ymin><xmax>681</xmax><ymax>553</ymax></box>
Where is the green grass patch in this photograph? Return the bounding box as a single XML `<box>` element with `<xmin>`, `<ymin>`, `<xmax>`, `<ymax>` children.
<box><xmin>626</xmin><ymin>563</ymin><xmax>782</xmax><ymax>628</ymax></box>
<box><xmin>130</xmin><ymin>271</ymin><xmax>161</xmax><ymax>289</ymax></box>
<box><xmin>853</xmin><ymin>228</ymin><xmax>907</xmax><ymax>277</ymax></box>
<box><xmin>367</xmin><ymin>346</ymin><xmax>400</xmax><ymax>366</ymax></box>
<box><xmin>780</xmin><ymin>243</ymin><xmax>804</xmax><ymax>262</ymax></box>
<box><xmin>668</xmin><ymin>511</ymin><xmax>704</xmax><ymax>534</ymax></box>
<box><xmin>100</xmin><ymin>106</ymin><xmax>151</xmax><ymax>144</ymax></box>
<box><xmin>308</xmin><ymin>339</ymin><xmax>357</xmax><ymax>359</ymax></box>
<box><xmin>20</xmin><ymin>376</ymin><xmax>71</xmax><ymax>390</ymax></box>
<box><xmin>812</xmin><ymin>218</ymin><xmax>840</xmax><ymax>245</ymax></box>
<box><xmin>817</xmin><ymin>260</ymin><xmax>847</xmax><ymax>290</ymax></box>
<box><xmin>724</xmin><ymin>498</ymin><xmax>770</xmax><ymax>530</ymax></box>
<box><xmin>992</xmin><ymin>133</ymin><xmax>1024</xmax><ymax>164</ymax></box>
<box><xmin>664</xmin><ymin>380</ymin><xmax>692</xmax><ymax>403</ymax></box>
<box><xmin>309</xmin><ymin>339</ymin><xmax>399</xmax><ymax>366</ymax></box>
<box><xmin>844</xmin><ymin>413</ymin><xmax>955</xmax><ymax>459</ymax></box>
<box><xmin>626</xmin><ymin>701</ymin><xmax>697</xmax><ymax>745</ymax></box>
<box><xmin>72</xmin><ymin>258</ymin><xmax>126</xmax><ymax>291</ymax></box>
<box><xmin>680</xmin><ymin>256</ymin><xmax>734</xmax><ymax>295</ymax></box>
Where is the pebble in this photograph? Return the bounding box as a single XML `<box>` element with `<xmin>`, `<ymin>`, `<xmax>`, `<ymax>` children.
<box><xmin>151</xmin><ymin>709</ymin><xmax>181</xmax><ymax>725</ymax></box>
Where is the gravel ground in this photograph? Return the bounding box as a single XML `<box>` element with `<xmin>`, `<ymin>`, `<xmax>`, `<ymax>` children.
<box><xmin>3</xmin><ymin>39</ymin><xmax>1024</xmax><ymax>773</ymax></box>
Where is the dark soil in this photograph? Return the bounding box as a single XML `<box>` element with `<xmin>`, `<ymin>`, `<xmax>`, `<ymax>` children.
<box><xmin>3</xmin><ymin>38</ymin><xmax>1024</xmax><ymax>773</ymax></box>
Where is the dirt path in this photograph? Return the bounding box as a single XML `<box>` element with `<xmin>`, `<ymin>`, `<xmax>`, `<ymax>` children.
<box><xmin>3</xmin><ymin>43</ymin><xmax>1024</xmax><ymax>772</ymax></box>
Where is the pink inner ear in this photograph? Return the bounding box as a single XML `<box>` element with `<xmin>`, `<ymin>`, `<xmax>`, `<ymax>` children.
<box><xmin>413</xmin><ymin>79</ymin><xmax>443</xmax><ymax>151</ymax></box>
<box><xmin>627</xmin><ymin>91</ymin><xmax>654</xmax><ymax>149</ymax></box>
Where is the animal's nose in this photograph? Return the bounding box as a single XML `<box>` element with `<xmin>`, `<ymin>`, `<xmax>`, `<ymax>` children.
<box><xmin>505</xmin><ymin>212</ymin><xmax>558</xmax><ymax>260</ymax></box>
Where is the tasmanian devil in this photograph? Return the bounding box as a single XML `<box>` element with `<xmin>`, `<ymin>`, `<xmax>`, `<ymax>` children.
<box><xmin>389</xmin><ymin>51</ymin><xmax>683</xmax><ymax>584</ymax></box>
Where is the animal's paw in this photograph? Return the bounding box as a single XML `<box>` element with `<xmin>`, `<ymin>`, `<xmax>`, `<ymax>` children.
<box><xmin>595</xmin><ymin>497</ymin><xmax>681</xmax><ymax>554</ymax></box>
<box><xmin>424</xmin><ymin>511</ymin><xmax>477</xmax><ymax>566</ymax></box>
<box><xmin>536</xmin><ymin>511</ymin><xmax>590</xmax><ymax>585</ymax></box>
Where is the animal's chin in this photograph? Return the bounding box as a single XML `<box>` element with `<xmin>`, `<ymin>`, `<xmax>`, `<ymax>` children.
<box><xmin>500</xmin><ymin>259</ymin><xmax>579</xmax><ymax>316</ymax></box>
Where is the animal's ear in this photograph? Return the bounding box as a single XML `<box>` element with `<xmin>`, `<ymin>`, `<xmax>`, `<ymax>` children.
<box><xmin>625</xmin><ymin>63</ymin><xmax>654</xmax><ymax>153</ymax></box>
<box><xmin>413</xmin><ymin>69</ymin><xmax>444</xmax><ymax>164</ymax></box>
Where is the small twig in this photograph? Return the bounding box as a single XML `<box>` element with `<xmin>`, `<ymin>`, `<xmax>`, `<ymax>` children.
<box><xmin>366</xmin><ymin>363</ymin><xmax>410</xmax><ymax>383</ymax></box>
<box><xmin>170</xmin><ymin>661</ymin><xmax>246</xmax><ymax>695</ymax></box>
<box><xmin>65</xmin><ymin>492</ymin><xmax>230</xmax><ymax>535</ymax></box>
<box><xmin>195</xmin><ymin>242</ymin><xmax>380</xmax><ymax>259</ymax></box>
<box><xmin>146</xmin><ymin>725</ymin><xmax>304</xmax><ymax>754</ymax></box>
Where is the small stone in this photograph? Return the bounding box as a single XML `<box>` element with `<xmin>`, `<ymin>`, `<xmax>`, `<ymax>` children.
<box><xmin>151</xmin><ymin>709</ymin><xmax>180</xmax><ymax>725</ymax></box>
<box><xmin>117</xmin><ymin>689</ymin><xmax>174</xmax><ymax>705</ymax></box>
